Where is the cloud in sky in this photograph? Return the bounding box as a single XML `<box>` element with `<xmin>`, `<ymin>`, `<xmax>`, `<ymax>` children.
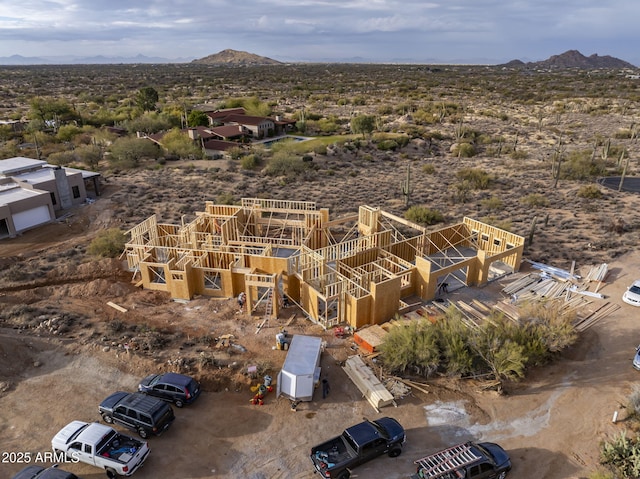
<box><xmin>0</xmin><ymin>0</ymin><xmax>638</xmax><ymax>64</ymax></box>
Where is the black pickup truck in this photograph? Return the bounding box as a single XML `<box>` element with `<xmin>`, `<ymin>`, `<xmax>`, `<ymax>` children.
<box><xmin>310</xmin><ymin>417</ymin><xmax>405</xmax><ymax>479</ymax></box>
<box><xmin>411</xmin><ymin>441</ymin><xmax>511</xmax><ymax>479</ymax></box>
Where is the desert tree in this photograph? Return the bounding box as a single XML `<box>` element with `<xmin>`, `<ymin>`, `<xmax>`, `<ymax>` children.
<box><xmin>28</xmin><ymin>97</ymin><xmax>76</xmax><ymax>132</ymax></box>
<box><xmin>379</xmin><ymin>318</ymin><xmax>441</xmax><ymax>376</ymax></box>
<box><xmin>187</xmin><ymin>110</ymin><xmax>210</xmax><ymax>127</ymax></box>
<box><xmin>108</xmin><ymin>137</ymin><xmax>160</xmax><ymax>168</ymax></box>
<box><xmin>88</xmin><ymin>228</ymin><xmax>127</xmax><ymax>258</ymax></box>
<box><xmin>160</xmin><ymin>128</ymin><xmax>203</xmax><ymax>160</ymax></box>
<box><xmin>135</xmin><ymin>86</ymin><xmax>159</xmax><ymax>112</ymax></box>
<box><xmin>350</xmin><ymin>114</ymin><xmax>376</xmax><ymax>138</ymax></box>
<box><xmin>469</xmin><ymin>321</ymin><xmax>527</xmax><ymax>390</ymax></box>
<box><xmin>74</xmin><ymin>144</ymin><xmax>103</xmax><ymax>170</ymax></box>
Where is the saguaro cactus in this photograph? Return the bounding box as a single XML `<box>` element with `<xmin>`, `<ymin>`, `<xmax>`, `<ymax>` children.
<box><xmin>401</xmin><ymin>164</ymin><xmax>413</xmax><ymax>207</ymax></box>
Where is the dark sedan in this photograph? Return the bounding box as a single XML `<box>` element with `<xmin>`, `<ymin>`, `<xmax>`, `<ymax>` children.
<box><xmin>12</xmin><ymin>465</ymin><xmax>79</xmax><ymax>479</ymax></box>
<box><xmin>138</xmin><ymin>372</ymin><xmax>201</xmax><ymax>407</ymax></box>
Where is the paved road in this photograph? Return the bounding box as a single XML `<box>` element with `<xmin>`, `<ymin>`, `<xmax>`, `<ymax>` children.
<box><xmin>598</xmin><ymin>176</ymin><xmax>640</xmax><ymax>193</ymax></box>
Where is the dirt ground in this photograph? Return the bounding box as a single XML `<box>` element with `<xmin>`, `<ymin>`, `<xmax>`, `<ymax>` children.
<box><xmin>2</xmin><ymin>194</ymin><xmax>640</xmax><ymax>479</ymax></box>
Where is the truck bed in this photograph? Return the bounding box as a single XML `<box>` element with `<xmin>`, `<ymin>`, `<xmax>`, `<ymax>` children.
<box><xmin>98</xmin><ymin>432</ymin><xmax>145</xmax><ymax>463</ymax></box>
<box><xmin>311</xmin><ymin>436</ymin><xmax>355</xmax><ymax>470</ymax></box>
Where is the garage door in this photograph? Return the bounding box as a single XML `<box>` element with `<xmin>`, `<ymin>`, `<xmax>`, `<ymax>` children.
<box><xmin>12</xmin><ymin>205</ymin><xmax>53</xmax><ymax>232</ymax></box>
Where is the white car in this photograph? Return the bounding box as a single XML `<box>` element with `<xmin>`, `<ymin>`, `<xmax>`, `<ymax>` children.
<box><xmin>623</xmin><ymin>280</ymin><xmax>640</xmax><ymax>306</ymax></box>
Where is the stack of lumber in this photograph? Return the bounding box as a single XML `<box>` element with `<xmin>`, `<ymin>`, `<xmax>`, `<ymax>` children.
<box><xmin>353</xmin><ymin>325</ymin><xmax>388</xmax><ymax>354</ymax></box>
<box><xmin>573</xmin><ymin>302</ymin><xmax>620</xmax><ymax>331</ymax></box>
<box><xmin>583</xmin><ymin>263</ymin><xmax>609</xmax><ymax>282</ymax></box>
<box><xmin>342</xmin><ymin>355</ymin><xmax>395</xmax><ymax>412</ymax></box>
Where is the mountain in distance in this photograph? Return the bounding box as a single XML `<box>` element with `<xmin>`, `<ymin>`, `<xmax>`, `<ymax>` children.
<box><xmin>501</xmin><ymin>50</ymin><xmax>636</xmax><ymax>69</ymax></box>
<box><xmin>0</xmin><ymin>53</ymin><xmax>191</xmax><ymax>65</ymax></box>
<box><xmin>192</xmin><ymin>49</ymin><xmax>282</xmax><ymax>66</ymax></box>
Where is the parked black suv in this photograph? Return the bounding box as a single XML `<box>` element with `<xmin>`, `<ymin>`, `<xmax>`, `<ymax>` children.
<box><xmin>138</xmin><ymin>372</ymin><xmax>201</xmax><ymax>407</ymax></box>
<box><xmin>99</xmin><ymin>391</ymin><xmax>175</xmax><ymax>438</ymax></box>
<box><xmin>12</xmin><ymin>465</ymin><xmax>79</xmax><ymax>479</ymax></box>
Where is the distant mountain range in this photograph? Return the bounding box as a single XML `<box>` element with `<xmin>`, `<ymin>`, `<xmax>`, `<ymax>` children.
<box><xmin>500</xmin><ymin>50</ymin><xmax>636</xmax><ymax>70</ymax></box>
<box><xmin>0</xmin><ymin>49</ymin><xmax>636</xmax><ymax>68</ymax></box>
<box><xmin>0</xmin><ymin>53</ymin><xmax>191</xmax><ymax>65</ymax></box>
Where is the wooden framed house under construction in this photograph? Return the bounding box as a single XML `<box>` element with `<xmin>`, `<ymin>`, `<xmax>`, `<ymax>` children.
<box><xmin>123</xmin><ymin>198</ymin><xmax>524</xmax><ymax>330</ymax></box>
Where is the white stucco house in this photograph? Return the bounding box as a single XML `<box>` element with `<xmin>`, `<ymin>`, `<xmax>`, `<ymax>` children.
<box><xmin>0</xmin><ymin>157</ymin><xmax>100</xmax><ymax>238</ymax></box>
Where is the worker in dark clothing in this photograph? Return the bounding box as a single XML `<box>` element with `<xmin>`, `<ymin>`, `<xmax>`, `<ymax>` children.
<box><xmin>322</xmin><ymin>378</ymin><xmax>330</xmax><ymax>399</ymax></box>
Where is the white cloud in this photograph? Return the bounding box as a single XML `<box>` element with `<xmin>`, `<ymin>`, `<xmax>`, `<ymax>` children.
<box><xmin>0</xmin><ymin>0</ymin><xmax>638</xmax><ymax>65</ymax></box>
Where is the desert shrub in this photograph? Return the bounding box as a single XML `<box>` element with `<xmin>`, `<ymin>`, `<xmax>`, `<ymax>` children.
<box><xmin>377</xmin><ymin>139</ymin><xmax>399</xmax><ymax>151</ymax></box>
<box><xmin>436</xmin><ymin>312</ymin><xmax>475</xmax><ymax>376</ymax></box>
<box><xmin>108</xmin><ymin>137</ymin><xmax>160</xmax><ymax>168</ymax></box>
<box><xmin>480</xmin><ymin>196</ymin><xmax>503</xmax><ymax>210</ymax></box>
<box><xmin>313</xmin><ymin>144</ymin><xmax>327</xmax><ymax>155</ymax></box>
<box><xmin>405</xmin><ymin>206</ymin><xmax>444</xmax><ymax>225</ymax></box>
<box><xmin>480</xmin><ymin>216</ymin><xmax>512</xmax><ymax>232</ymax></box>
<box><xmin>215</xmin><ymin>192</ymin><xmax>236</xmax><ymax>205</ymax></box>
<box><xmin>513</xmin><ymin>302</ymin><xmax>577</xmax><ymax>365</ymax></box>
<box><xmin>47</xmin><ymin>151</ymin><xmax>77</xmax><ymax>166</ymax></box>
<box><xmin>521</xmin><ymin>193</ymin><xmax>549</xmax><ymax>207</ymax></box>
<box><xmin>456</xmin><ymin>167</ymin><xmax>493</xmax><ymax>189</ymax></box>
<box><xmin>87</xmin><ymin>228</ymin><xmax>127</xmax><ymax>258</ymax></box>
<box><xmin>468</xmin><ymin>316</ymin><xmax>528</xmax><ymax>384</ymax></box>
<box><xmin>264</xmin><ymin>154</ymin><xmax>314</xmax><ymax>177</ymax></box>
<box><xmin>577</xmin><ymin>184</ymin><xmax>603</xmax><ymax>199</ymax></box>
<box><xmin>600</xmin><ymin>431</ymin><xmax>640</xmax><ymax>479</ymax></box>
<box><xmin>452</xmin><ymin>180</ymin><xmax>472</xmax><ymax>204</ymax></box>
<box><xmin>561</xmin><ymin>150</ymin><xmax>608</xmax><ymax>180</ymax></box>
<box><xmin>587</xmin><ymin>471</ymin><xmax>615</xmax><ymax>479</ymax></box>
<box><xmin>240</xmin><ymin>154</ymin><xmax>260</xmax><ymax>170</ymax></box>
<box><xmin>452</xmin><ymin>142</ymin><xmax>476</xmax><ymax>158</ymax></box>
<box><xmin>317</xmin><ymin>118</ymin><xmax>339</xmax><ymax>134</ymax></box>
<box><xmin>614</xmin><ymin>128</ymin><xmax>634</xmax><ymax>139</ymax></box>
<box><xmin>629</xmin><ymin>384</ymin><xmax>640</xmax><ymax>416</ymax></box>
<box><xmin>379</xmin><ymin>319</ymin><xmax>441</xmax><ymax>376</ymax></box>
<box><xmin>422</xmin><ymin>163</ymin><xmax>436</xmax><ymax>174</ymax></box>
<box><xmin>509</xmin><ymin>150</ymin><xmax>529</xmax><ymax>160</ymax></box>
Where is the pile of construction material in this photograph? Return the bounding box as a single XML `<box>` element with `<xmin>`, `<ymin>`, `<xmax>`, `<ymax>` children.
<box><xmin>431</xmin><ymin>262</ymin><xmax>619</xmax><ymax>332</ymax></box>
<box><xmin>342</xmin><ymin>355</ymin><xmax>395</xmax><ymax>412</ymax></box>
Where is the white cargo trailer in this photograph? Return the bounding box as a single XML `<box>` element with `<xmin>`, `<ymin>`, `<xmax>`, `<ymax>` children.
<box><xmin>277</xmin><ymin>335</ymin><xmax>322</xmax><ymax>402</ymax></box>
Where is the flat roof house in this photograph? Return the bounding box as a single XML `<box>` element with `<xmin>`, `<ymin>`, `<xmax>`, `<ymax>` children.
<box><xmin>0</xmin><ymin>157</ymin><xmax>100</xmax><ymax>239</ymax></box>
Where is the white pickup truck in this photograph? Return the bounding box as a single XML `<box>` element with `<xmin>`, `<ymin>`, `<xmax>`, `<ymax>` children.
<box><xmin>52</xmin><ymin>420</ymin><xmax>150</xmax><ymax>477</ymax></box>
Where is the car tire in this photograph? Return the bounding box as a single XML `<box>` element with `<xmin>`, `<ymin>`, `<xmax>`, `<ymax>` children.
<box><xmin>138</xmin><ymin>427</ymin><xmax>149</xmax><ymax>439</ymax></box>
<box><xmin>106</xmin><ymin>467</ymin><xmax>118</xmax><ymax>478</ymax></box>
<box><xmin>497</xmin><ymin>472</ymin><xmax>507</xmax><ymax>479</ymax></box>
<box><xmin>102</xmin><ymin>414</ymin><xmax>114</xmax><ymax>424</ymax></box>
<box><xmin>175</xmin><ymin>399</ymin><xmax>184</xmax><ymax>408</ymax></box>
<box><xmin>388</xmin><ymin>448</ymin><xmax>402</xmax><ymax>458</ymax></box>
<box><xmin>337</xmin><ymin>472</ymin><xmax>350</xmax><ymax>479</ymax></box>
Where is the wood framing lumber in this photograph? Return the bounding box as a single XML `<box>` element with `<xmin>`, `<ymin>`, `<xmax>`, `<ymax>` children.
<box><xmin>255</xmin><ymin>318</ymin><xmax>268</xmax><ymax>334</ymax></box>
<box><xmin>107</xmin><ymin>301</ymin><xmax>127</xmax><ymax>313</ymax></box>
<box><xmin>342</xmin><ymin>355</ymin><xmax>394</xmax><ymax>411</ymax></box>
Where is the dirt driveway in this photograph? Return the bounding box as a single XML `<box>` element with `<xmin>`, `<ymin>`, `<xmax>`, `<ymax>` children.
<box><xmin>2</xmin><ymin>248</ymin><xmax>640</xmax><ymax>479</ymax></box>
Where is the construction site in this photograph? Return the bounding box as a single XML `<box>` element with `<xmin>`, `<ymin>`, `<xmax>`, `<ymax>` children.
<box><xmin>123</xmin><ymin>197</ymin><xmax>525</xmax><ymax>330</ymax></box>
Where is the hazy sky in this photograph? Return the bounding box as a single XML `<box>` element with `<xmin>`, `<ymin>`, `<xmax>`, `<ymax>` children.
<box><xmin>1</xmin><ymin>0</ymin><xmax>639</xmax><ymax>65</ymax></box>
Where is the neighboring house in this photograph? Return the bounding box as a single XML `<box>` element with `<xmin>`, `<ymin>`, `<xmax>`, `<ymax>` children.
<box><xmin>205</xmin><ymin>107</ymin><xmax>247</xmax><ymax>125</ymax></box>
<box><xmin>202</xmin><ymin>139</ymin><xmax>244</xmax><ymax>158</ymax></box>
<box><xmin>0</xmin><ymin>156</ymin><xmax>100</xmax><ymax>239</ymax></box>
<box><xmin>204</xmin><ymin>125</ymin><xmax>248</xmax><ymax>141</ymax></box>
<box><xmin>141</xmin><ymin>108</ymin><xmax>296</xmax><ymax>156</ymax></box>
<box><xmin>222</xmin><ymin>114</ymin><xmax>275</xmax><ymax>139</ymax></box>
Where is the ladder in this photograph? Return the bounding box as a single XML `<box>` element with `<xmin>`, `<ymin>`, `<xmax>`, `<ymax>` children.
<box><xmin>264</xmin><ymin>288</ymin><xmax>273</xmax><ymax>319</ymax></box>
<box><xmin>414</xmin><ymin>443</ymin><xmax>480</xmax><ymax>478</ymax></box>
